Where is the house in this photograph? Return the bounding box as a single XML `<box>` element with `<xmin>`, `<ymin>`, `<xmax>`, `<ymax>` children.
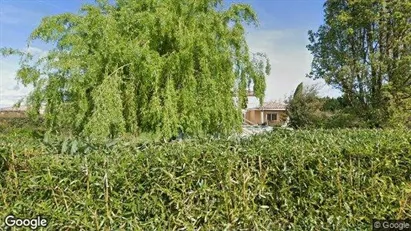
<box><xmin>244</xmin><ymin>101</ymin><xmax>288</xmax><ymax>126</ymax></box>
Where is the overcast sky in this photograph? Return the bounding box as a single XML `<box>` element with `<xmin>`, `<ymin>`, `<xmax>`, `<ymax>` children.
<box><xmin>0</xmin><ymin>0</ymin><xmax>341</xmax><ymax>108</ymax></box>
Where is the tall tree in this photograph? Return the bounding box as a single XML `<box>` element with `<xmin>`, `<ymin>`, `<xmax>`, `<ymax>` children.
<box><xmin>1</xmin><ymin>0</ymin><xmax>270</xmax><ymax>140</ymax></box>
<box><xmin>307</xmin><ymin>0</ymin><xmax>411</xmax><ymax>127</ymax></box>
<box><xmin>286</xmin><ymin>82</ymin><xmax>325</xmax><ymax>129</ymax></box>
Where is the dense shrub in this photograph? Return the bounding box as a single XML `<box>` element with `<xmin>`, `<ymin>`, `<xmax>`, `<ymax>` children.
<box><xmin>0</xmin><ymin>117</ymin><xmax>45</xmax><ymax>135</ymax></box>
<box><xmin>1</xmin><ymin>129</ymin><xmax>410</xmax><ymax>230</ymax></box>
<box><xmin>323</xmin><ymin>112</ymin><xmax>368</xmax><ymax>129</ymax></box>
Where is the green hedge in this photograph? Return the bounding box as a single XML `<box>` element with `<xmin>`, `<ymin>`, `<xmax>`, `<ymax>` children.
<box><xmin>1</xmin><ymin>129</ymin><xmax>411</xmax><ymax>230</ymax></box>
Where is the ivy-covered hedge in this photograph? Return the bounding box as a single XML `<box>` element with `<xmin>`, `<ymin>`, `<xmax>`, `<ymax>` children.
<box><xmin>1</xmin><ymin>129</ymin><xmax>410</xmax><ymax>230</ymax></box>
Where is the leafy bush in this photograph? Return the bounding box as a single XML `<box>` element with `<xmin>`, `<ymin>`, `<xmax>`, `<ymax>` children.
<box><xmin>1</xmin><ymin>129</ymin><xmax>410</xmax><ymax>230</ymax></box>
<box><xmin>323</xmin><ymin>112</ymin><xmax>368</xmax><ymax>129</ymax></box>
<box><xmin>286</xmin><ymin>83</ymin><xmax>327</xmax><ymax>129</ymax></box>
<box><xmin>0</xmin><ymin>117</ymin><xmax>45</xmax><ymax>137</ymax></box>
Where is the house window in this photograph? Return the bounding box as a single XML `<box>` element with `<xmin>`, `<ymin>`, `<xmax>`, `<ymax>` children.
<box><xmin>267</xmin><ymin>113</ymin><xmax>277</xmax><ymax>121</ymax></box>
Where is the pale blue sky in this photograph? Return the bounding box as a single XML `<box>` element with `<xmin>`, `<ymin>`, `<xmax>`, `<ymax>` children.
<box><xmin>0</xmin><ymin>0</ymin><xmax>339</xmax><ymax>108</ymax></box>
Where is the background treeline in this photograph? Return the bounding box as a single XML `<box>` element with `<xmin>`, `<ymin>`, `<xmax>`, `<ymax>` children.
<box><xmin>286</xmin><ymin>82</ymin><xmax>377</xmax><ymax>129</ymax></box>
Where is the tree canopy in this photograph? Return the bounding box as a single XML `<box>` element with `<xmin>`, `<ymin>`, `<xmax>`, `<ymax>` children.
<box><xmin>286</xmin><ymin>82</ymin><xmax>325</xmax><ymax>129</ymax></box>
<box><xmin>1</xmin><ymin>0</ymin><xmax>270</xmax><ymax>140</ymax></box>
<box><xmin>286</xmin><ymin>83</ymin><xmax>369</xmax><ymax>129</ymax></box>
<box><xmin>307</xmin><ymin>0</ymin><xmax>411</xmax><ymax>128</ymax></box>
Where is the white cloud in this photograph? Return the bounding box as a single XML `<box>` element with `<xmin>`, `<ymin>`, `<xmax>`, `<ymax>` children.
<box><xmin>0</xmin><ymin>58</ymin><xmax>33</xmax><ymax>108</ymax></box>
<box><xmin>0</xmin><ymin>4</ymin><xmax>43</xmax><ymax>25</ymax></box>
<box><xmin>246</xmin><ymin>29</ymin><xmax>341</xmax><ymax>107</ymax></box>
<box><xmin>25</xmin><ymin>46</ymin><xmax>49</xmax><ymax>58</ymax></box>
<box><xmin>0</xmin><ymin>46</ymin><xmax>47</xmax><ymax>108</ymax></box>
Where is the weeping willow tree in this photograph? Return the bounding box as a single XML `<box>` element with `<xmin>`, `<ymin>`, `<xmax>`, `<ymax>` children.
<box><xmin>1</xmin><ymin>0</ymin><xmax>270</xmax><ymax>140</ymax></box>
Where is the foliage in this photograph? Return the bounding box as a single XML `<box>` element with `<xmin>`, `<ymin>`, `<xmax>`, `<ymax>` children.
<box><xmin>320</xmin><ymin>96</ymin><xmax>368</xmax><ymax>128</ymax></box>
<box><xmin>383</xmin><ymin>84</ymin><xmax>411</xmax><ymax>129</ymax></box>
<box><xmin>322</xmin><ymin>111</ymin><xmax>367</xmax><ymax>129</ymax></box>
<box><xmin>0</xmin><ymin>117</ymin><xmax>45</xmax><ymax>136</ymax></box>
<box><xmin>321</xmin><ymin>96</ymin><xmax>347</xmax><ymax>112</ymax></box>
<box><xmin>0</xmin><ymin>0</ymin><xmax>270</xmax><ymax>140</ymax></box>
<box><xmin>1</xmin><ymin>129</ymin><xmax>410</xmax><ymax>230</ymax></box>
<box><xmin>286</xmin><ymin>83</ymin><xmax>371</xmax><ymax>129</ymax></box>
<box><xmin>286</xmin><ymin>82</ymin><xmax>326</xmax><ymax>129</ymax></box>
<box><xmin>307</xmin><ymin>0</ymin><xmax>411</xmax><ymax>128</ymax></box>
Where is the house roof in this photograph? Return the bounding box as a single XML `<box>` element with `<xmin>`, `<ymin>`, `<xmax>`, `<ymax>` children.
<box><xmin>249</xmin><ymin>101</ymin><xmax>287</xmax><ymax>111</ymax></box>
